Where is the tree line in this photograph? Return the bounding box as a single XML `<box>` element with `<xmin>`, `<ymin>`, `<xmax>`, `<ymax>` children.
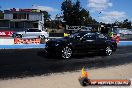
<box><xmin>112</xmin><ymin>19</ymin><xmax>131</xmax><ymax>29</ymax></box>
<box><xmin>44</xmin><ymin>0</ymin><xmax>97</xmax><ymax>29</ymax></box>
<box><xmin>44</xmin><ymin>0</ymin><xmax>131</xmax><ymax>29</ymax></box>
<box><xmin>0</xmin><ymin>1</ymin><xmax>131</xmax><ymax>29</ymax></box>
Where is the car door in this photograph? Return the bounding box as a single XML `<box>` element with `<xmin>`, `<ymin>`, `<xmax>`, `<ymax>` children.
<box><xmin>25</xmin><ymin>29</ymin><xmax>34</xmax><ymax>37</ymax></box>
<box><xmin>94</xmin><ymin>34</ymin><xmax>107</xmax><ymax>50</ymax></box>
<box><xmin>35</xmin><ymin>30</ymin><xmax>41</xmax><ymax>37</ymax></box>
<box><xmin>70</xmin><ymin>35</ymin><xmax>84</xmax><ymax>53</ymax></box>
<box><xmin>26</xmin><ymin>29</ymin><xmax>40</xmax><ymax>37</ymax></box>
<box><xmin>81</xmin><ymin>33</ymin><xmax>96</xmax><ymax>52</ymax></box>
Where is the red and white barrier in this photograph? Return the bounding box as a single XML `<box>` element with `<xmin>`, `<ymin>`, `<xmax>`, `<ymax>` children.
<box><xmin>0</xmin><ymin>38</ymin><xmax>41</xmax><ymax>45</ymax></box>
<box><xmin>14</xmin><ymin>38</ymin><xmax>41</xmax><ymax>44</ymax></box>
<box><xmin>0</xmin><ymin>31</ymin><xmax>13</xmax><ymax>37</ymax></box>
<box><xmin>0</xmin><ymin>38</ymin><xmax>14</xmax><ymax>45</ymax></box>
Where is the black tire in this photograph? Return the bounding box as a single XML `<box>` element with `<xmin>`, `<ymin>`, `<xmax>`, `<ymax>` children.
<box><xmin>104</xmin><ymin>46</ymin><xmax>113</xmax><ymax>56</ymax></box>
<box><xmin>61</xmin><ymin>46</ymin><xmax>72</xmax><ymax>59</ymax></box>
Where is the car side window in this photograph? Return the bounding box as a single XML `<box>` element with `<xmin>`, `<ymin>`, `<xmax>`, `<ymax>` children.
<box><xmin>35</xmin><ymin>30</ymin><xmax>41</xmax><ymax>32</ymax></box>
<box><xmin>83</xmin><ymin>34</ymin><xmax>96</xmax><ymax>40</ymax></box>
<box><xmin>74</xmin><ymin>35</ymin><xmax>81</xmax><ymax>40</ymax></box>
<box><xmin>27</xmin><ymin>29</ymin><xmax>32</xmax><ymax>32</ymax></box>
<box><xmin>98</xmin><ymin>34</ymin><xmax>107</xmax><ymax>39</ymax></box>
<box><xmin>27</xmin><ymin>29</ymin><xmax>40</xmax><ymax>32</ymax></box>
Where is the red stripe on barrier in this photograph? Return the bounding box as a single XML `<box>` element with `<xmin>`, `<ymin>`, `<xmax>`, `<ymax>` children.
<box><xmin>0</xmin><ymin>31</ymin><xmax>14</xmax><ymax>37</ymax></box>
<box><xmin>14</xmin><ymin>38</ymin><xmax>41</xmax><ymax>44</ymax></box>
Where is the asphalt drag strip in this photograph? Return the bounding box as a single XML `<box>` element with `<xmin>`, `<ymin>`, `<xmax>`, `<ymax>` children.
<box><xmin>0</xmin><ymin>46</ymin><xmax>132</xmax><ymax>79</ymax></box>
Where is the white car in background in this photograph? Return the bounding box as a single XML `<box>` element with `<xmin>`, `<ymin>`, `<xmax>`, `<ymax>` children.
<box><xmin>12</xmin><ymin>29</ymin><xmax>49</xmax><ymax>39</ymax></box>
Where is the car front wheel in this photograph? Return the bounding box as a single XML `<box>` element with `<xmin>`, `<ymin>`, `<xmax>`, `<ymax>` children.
<box><xmin>105</xmin><ymin>46</ymin><xmax>112</xmax><ymax>56</ymax></box>
<box><xmin>61</xmin><ymin>46</ymin><xmax>72</xmax><ymax>59</ymax></box>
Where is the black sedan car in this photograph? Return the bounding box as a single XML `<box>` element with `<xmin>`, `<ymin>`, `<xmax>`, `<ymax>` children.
<box><xmin>45</xmin><ymin>31</ymin><xmax>117</xmax><ymax>59</ymax></box>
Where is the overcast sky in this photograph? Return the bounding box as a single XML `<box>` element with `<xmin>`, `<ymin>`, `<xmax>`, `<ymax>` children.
<box><xmin>0</xmin><ymin>0</ymin><xmax>132</xmax><ymax>23</ymax></box>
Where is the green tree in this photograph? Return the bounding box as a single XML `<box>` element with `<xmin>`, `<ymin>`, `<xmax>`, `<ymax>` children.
<box><xmin>79</xmin><ymin>9</ymin><xmax>97</xmax><ymax>25</ymax></box>
<box><xmin>61</xmin><ymin>0</ymin><xmax>97</xmax><ymax>26</ymax></box>
<box><xmin>121</xmin><ymin>19</ymin><xmax>131</xmax><ymax>29</ymax></box>
<box><xmin>0</xmin><ymin>11</ymin><xmax>4</xmax><ymax>19</ymax></box>
<box><xmin>113</xmin><ymin>19</ymin><xmax>131</xmax><ymax>29</ymax></box>
<box><xmin>41</xmin><ymin>11</ymin><xmax>51</xmax><ymax>28</ymax></box>
<box><xmin>61</xmin><ymin>0</ymin><xmax>73</xmax><ymax>25</ymax></box>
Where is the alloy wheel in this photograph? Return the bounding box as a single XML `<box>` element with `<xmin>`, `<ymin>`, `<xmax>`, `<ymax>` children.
<box><xmin>105</xmin><ymin>46</ymin><xmax>112</xmax><ymax>56</ymax></box>
<box><xmin>61</xmin><ymin>46</ymin><xmax>72</xmax><ymax>59</ymax></box>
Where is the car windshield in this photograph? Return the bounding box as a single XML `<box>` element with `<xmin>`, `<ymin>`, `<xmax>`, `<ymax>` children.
<box><xmin>67</xmin><ymin>32</ymin><xmax>87</xmax><ymax>40</ymax></box>
<box><xmin>68</xmin><ymin>33</ymin><xmax>80</xmax><ymax>38</ymax></box>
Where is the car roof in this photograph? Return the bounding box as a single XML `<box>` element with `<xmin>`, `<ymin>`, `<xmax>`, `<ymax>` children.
<box><xmin>78</xmin><ymin>31</ymin><xmax>100</xmax><ymax>34</ymax></box>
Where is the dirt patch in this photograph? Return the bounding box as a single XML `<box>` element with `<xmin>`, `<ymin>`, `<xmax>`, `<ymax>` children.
<box><xmin>0</xmin><ymin>63</ymin><xmax>132</xmax><ymax>88</ymax></box>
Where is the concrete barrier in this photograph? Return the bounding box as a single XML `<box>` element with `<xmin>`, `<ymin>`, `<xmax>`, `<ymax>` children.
<box><xmin>118</xmin><ymin>41</ymin><xmax>132</xmax><ymax>46</ymax></box>
<box><xmin>0</xmin><ymin>38</ymin><xmax>14</xmax><ymax>45</ymax></box>
<box><xmin>0</xmin><ymin>38</ymin><xmax>132</xmax><ymax>49</ymax></box>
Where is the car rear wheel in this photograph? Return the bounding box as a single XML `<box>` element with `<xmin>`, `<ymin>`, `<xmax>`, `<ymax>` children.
<box><xmin>105</xmin><ymin>46</ymin><xmax>112</xmax><ymax>56</ymax></box>
<box><xmin>61</xmin><ymin>46</ymin><xmax>72</xmax><ymax>59</ymax></box>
